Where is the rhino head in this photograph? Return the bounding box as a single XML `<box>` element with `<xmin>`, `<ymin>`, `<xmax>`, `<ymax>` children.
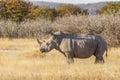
<box><xmin>37</xmin><ymin>38</ymin><xmax>56</xmax><ymax>53</ymax></box>
<box><xmin>37</xmin><ymin>31</ymin><xmax>64</xmax><ymax>53</ymax></box>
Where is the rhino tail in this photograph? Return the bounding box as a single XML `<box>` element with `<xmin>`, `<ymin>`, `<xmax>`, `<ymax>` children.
<box><xmin>105</xmin><ymin>47</ymin><xmax>108</xmax><ymax>57</ymax></box>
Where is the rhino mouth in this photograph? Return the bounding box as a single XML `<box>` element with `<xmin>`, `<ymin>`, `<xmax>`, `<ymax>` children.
<box><xmin>40</xmin><ymin>49</ymin><xmax>49</xmax><ymax>53</ymax></box>
<box><xmin>40</xmin><ymin>49</ymin><xmax>46</xmax><ymax>53</ymax></box>
<box><xmin>40</xmin><ymin>48</ymin><xmax>51</xmax><ymax>53</ymax></box>
<box><xmin>41</xmin><ymin>50</ymin><xmax>46</xmax><ymax>53</ymax></box>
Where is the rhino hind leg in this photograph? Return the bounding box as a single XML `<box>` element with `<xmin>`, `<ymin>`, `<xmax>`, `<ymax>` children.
<box><xmin>94</xmin><ymin>46</ymin><xmax>106</xmax><ymax>64</ymax></box>
<box><xmin>95</xmin><ymin>56</ymin><xmax>104</xmax><ymax>64</ymax></box>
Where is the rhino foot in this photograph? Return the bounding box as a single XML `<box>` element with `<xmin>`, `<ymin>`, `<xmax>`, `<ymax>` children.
<box><xmin>95</xmin><ymin>60</ymin><xmax>104</xmax><ymax>64</ymax></box>
<box><xmin>67</xmin><ymin>59</ymin><xmax>74</xmax><ymax>64</ymax></box>
<box><xmin>95</xmin><ymin>56</ymin><xmax>104</xmax><ymax>64</ymax></box>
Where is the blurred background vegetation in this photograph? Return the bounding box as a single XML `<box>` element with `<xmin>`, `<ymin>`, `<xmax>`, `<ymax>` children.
<box><xmin>0</xmin><ymin>0</ymin><xmax>88</xmax><ymax>22</ymax></box>
<box><xmin>0</xmin><ymin>0</ymin><xmax>120</xmax><ymax>22</ymax></box>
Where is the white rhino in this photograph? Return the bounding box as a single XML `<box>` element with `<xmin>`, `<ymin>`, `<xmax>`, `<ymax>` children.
<box><xmin>37</xmin><ymin>31</ymin><xmax>107</xmax><ymax>64</ymax></box>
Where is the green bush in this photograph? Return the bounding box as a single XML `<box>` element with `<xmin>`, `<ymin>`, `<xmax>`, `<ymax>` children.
<box><xmin>98</xmin><ymin>2</ymin><xmax>120</xmax><ymax>14</ymax></box>
<box><xmin>29</xmin><ymin>6</ymin><xmax>57</xmax><ymax>20</ymax></box>
<box><xmin>0</xmin><ymin>0</ymin><xmax>30</xmax><ymax>22</ymax></box>
<box><xmin>56</xmin><ymin>4</ymin><xmax>88</xmax><ymax>17</ymax></box>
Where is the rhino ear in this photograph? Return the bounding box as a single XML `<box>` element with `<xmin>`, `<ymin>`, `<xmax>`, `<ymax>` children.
<box><xmin>37</xmin><ymin>39</ymin><xmax>42</xmax><ymax>45</ymax></box>
<box><xmin>58</xmin><ymin>31</ymin><xmax>63</xmax><ymax>35</ymax></box>
<box><xmin>50</xmin><ymin>32</ymin><xmax>55</xmax><ymax>36</ymax></box>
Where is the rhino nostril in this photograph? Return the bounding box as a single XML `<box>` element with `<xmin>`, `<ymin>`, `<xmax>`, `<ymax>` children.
<box><xmin>40</xmin><ymin>49</ymin><xmax>45</xmax><ymax>52</ymax></box>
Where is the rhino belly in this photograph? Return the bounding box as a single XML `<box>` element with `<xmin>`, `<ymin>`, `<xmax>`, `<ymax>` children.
<box><xmin>73</xmin><ymin>41</ymin><xmax>96</xmax><ymax>58</ymax></box>
<box><xmin>74</xmin><ymin>48</ymin><xmax>95</xmax><ymax>58</ymax></box>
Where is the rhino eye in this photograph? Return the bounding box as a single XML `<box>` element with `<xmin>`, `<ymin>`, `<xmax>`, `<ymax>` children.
<box><xmin>46</xmin><ymin>43</ymin><xmax>49</xmax><ymax>45</ymax></box>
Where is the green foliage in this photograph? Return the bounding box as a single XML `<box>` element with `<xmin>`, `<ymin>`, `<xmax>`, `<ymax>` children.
<box><xmin>56</xmin><ymin>4</ymin><xmax>88</xmax><ymax>17</ymax></box>
<box><xmin>38</xmin><ymin>7</ymin><xmax>57</xmax><ymax>20</ymax></box>
<box><xmin>98</xmin><ymin>2</ymin><xmax>120</xmax><ymax>14</ymax></box>
<box><xmin>6</xmin><ymin>0</ymin><xmax>30</xmax><ymax>22</ymax></box>
<box><xmin>29</xmin><ymin>6</ymin><xmax>57</xmax><ymax>20</ymax></box>
<box><xmin>0</xmin><ymin>0</ymin><xmax>7</xmax><ymax>19</ymax></box>
<box><xmin>0</xmin><ymin>0</ymin><xmax>31</xmax><ymax>22</ymax></box>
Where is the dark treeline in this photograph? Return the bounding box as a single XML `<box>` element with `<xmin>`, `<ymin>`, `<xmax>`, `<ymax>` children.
<box><xmin>0</xmin><ymin>0</ymin><xmax>120</xmax><ymax>22</ymax></box>
<box><xmin>0</xmin><ymin>0</ymin><xmax>88</xmax><ymax>22</ymax></box>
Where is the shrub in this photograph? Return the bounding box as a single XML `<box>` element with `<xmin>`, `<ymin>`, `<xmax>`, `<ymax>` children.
<box><xmin>98</xmin><ymin>2</ymin><xmax>120</xmax><ymax>14</ymax></box>
<box><xmin>56</xmin><ymin>4</ymin><xmax>88</xmax><ymax>17</ymax></box>
<box><xmin>0</xmin><ymin>15</ymin><xmax>120</xmax><ymax>47</ymax></box>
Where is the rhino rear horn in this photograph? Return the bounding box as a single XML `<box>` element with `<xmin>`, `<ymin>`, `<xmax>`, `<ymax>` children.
<box><xmin>51</xmin><ymin>32</ymin><xmax>54</xmax><ymax>36</ymax></box>
<box><xmin>37</xmin><ymin>38</ymin><xmax>42</xmax><ymax>45</ymax></box>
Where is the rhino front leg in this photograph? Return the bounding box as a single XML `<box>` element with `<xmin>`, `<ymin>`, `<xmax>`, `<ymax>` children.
<box><xmin>65</xmin><ymin>52</ymin><xmax>74</xmax><ymax>64</ymax></box>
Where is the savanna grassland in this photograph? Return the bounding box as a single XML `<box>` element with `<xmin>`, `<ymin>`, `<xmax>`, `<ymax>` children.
<box><xmin>0</xmin><ymin>38</ymin><xmax>120</xmax><ymax>80</ymax></box>
<box><xmin>0</xmin><ymin>12</ymin><xmax>120</xmax><ymax>80</ymax></box>
<box><xmin>0</xmin><ymin>1</ymin><xmax>120</xmax><ymax>80</ymax></box>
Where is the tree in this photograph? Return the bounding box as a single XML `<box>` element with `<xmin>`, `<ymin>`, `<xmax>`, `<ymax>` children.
<box><xmin>98</xmin><ymin>2</ymin><xmax>120</xmax><ymax>14</ymax></box>
<box><xmin>5</xmin><ymin>0</ymin><xmax>31</xmax><ymax>22</ymax></box>
<box><xmin>29</xmin><ymin>6</ymin><xmax>57</xmax><ymax>20</ymax></box>
<box><xmin>0</xmin><ymin>0</ymin><xmax>7</xmax><ymax>19</ymax></box>
<box><xmin>0</xmin><ymin>0</ymin><xmax>32</xmax><ymax>22</ymax></box>
<box><xmin>0</xmin><ymin>0</ymin><xmax>88</xmax><ymax>22</ymax></box>
<box><xmin>56</xmin><ymin>4</ymin><xmax>87</xmax><ymax>17</ymax></box>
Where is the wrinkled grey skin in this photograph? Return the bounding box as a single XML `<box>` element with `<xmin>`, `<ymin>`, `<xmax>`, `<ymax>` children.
<box><xmin>37</xmin><ymin>31</ymin><xmax>107</xmax><ymax>64</ymax></box>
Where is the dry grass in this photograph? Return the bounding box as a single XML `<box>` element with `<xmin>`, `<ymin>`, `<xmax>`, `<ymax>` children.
<box><xmin>0</xmin><ymin>38</ymin><xmax>120</xmax><ymax>80</ymax></box>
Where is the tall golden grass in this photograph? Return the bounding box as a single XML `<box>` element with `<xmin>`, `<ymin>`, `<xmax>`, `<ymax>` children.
<box><xmin>0</xmin><ymin>38</ymin><xmax>120</xmax><ymax>80</ymax></box>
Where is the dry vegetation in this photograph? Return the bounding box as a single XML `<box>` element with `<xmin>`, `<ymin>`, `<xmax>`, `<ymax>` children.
<box><xmin>0</xmin><ymin>15</ymin><xmax>120</xmax><ymax>46</ymax></box>
<box><xmin>0</xmin><ymin>38</ymin><xmax>120</xmax><ymax>80</ymax></box>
